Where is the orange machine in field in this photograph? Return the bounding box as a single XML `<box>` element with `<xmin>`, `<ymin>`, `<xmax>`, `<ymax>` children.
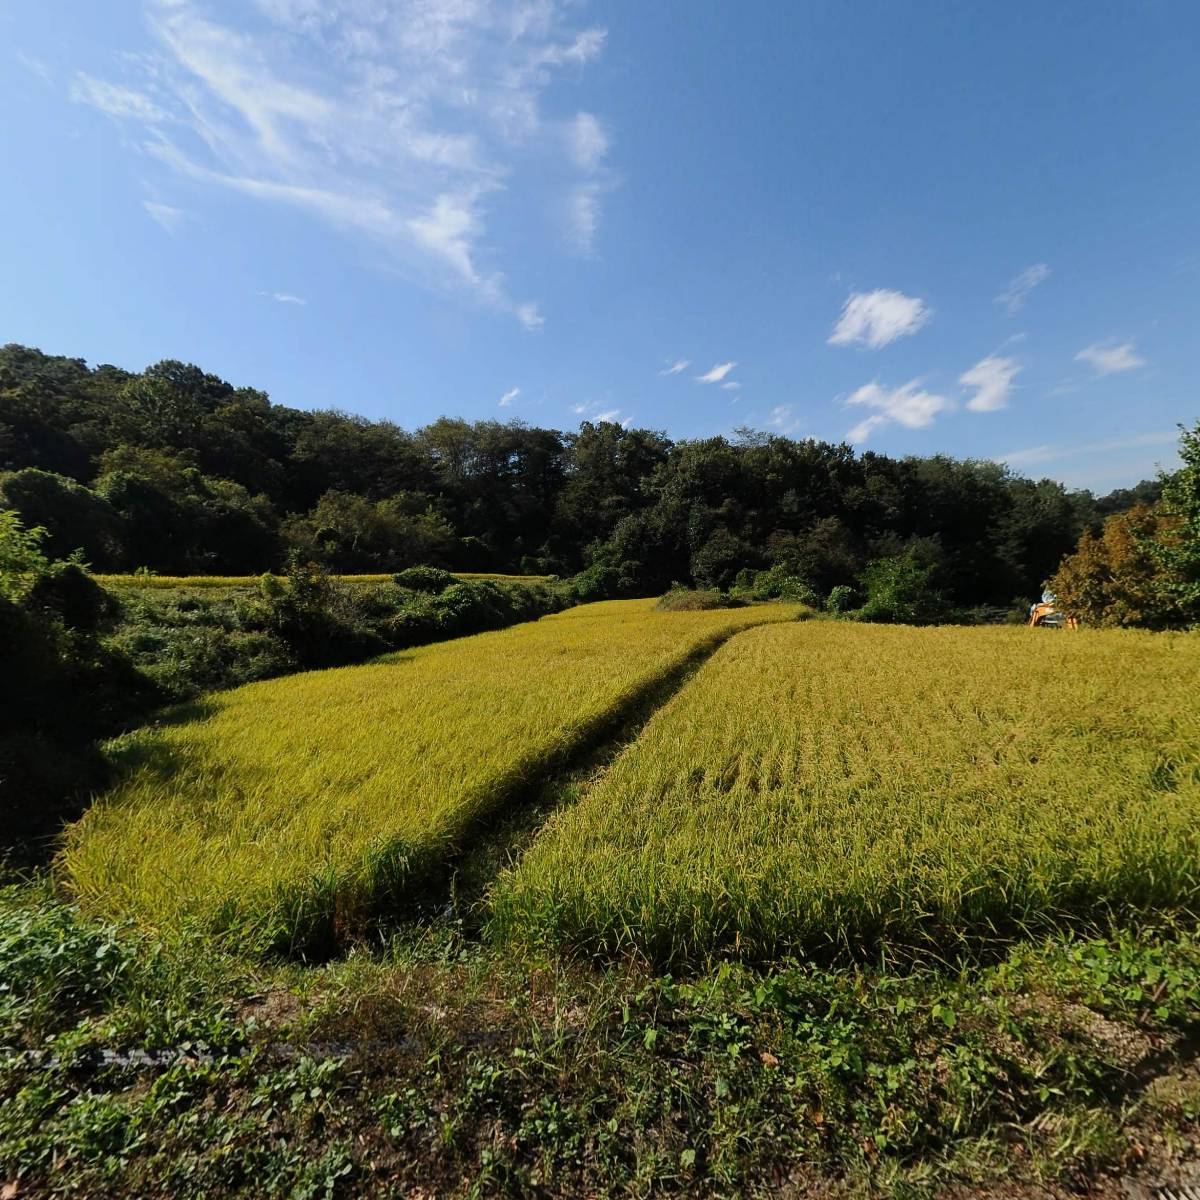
<box><xmin>1029</xmin><ymin>594</ymin><xmax>1079</xmax><ymax>629</ymax></box>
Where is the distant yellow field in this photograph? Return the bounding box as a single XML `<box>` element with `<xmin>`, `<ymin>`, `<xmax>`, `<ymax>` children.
<box><xmin>97</xmin><ymin>571</ymin><xmax>554</xmax><ymax>588</ymax></box>
<box><xmin>495</xmin><ymin>621</ymin><xmax>1200</xmax><ymax>965</ymax></box>
<box><xmin>63</xmin><ymin>599</ymin><xmax>800</xmax><ymax>952</ymax></box>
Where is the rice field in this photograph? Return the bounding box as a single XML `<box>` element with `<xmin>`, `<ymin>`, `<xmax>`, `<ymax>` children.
<box><xmin>63</xmin><ymin>599</ymin><xmax>799</xmax><ymax>952</ymax></box>
<box><xmin>97</xmin><ymin>571</ymin><xmax>553</xmax><ymax>589</ymax></box>
<box><xmin>493</xmin><ymin>621</ymin><xmax>1200</xmax><ymax>965</ymax></box>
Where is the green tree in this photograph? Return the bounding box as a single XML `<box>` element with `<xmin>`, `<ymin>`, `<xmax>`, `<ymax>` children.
<box><xmin>1154</xmin><ymin>421</ymin><xmax>1200</xmax><ymax>622</ymax></box>
<box><xmin>0</xmin><ymin>468</ymin><xmax>125</xmax><ymax>567</ymax></box>
<box><xmin>854</xmin><ymin>548</ymin><xmax>949</xmax><ymax>624</ymax></box>
<box><xmin>1049</xmin><ymin>503</ymin><xmax>1182</xmax><ymax>629</ymax></box>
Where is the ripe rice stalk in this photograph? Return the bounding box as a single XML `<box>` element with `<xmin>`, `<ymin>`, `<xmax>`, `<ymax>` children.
<box><xmin>493</xmin><ymin>621</ymin><xmax>1200</xmax><ymax>966</ymax></box>
<box><xmin>62</xmin><ymin>599</ymin><xmax>800</xmax><ymax>954</ymax></box>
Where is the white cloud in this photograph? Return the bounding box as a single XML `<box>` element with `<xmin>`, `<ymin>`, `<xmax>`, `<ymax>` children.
<box><xmin>960</xmin><ymin>354</ymin><xmax>1020</xmax><ymax>412</ymax></box>
<box><xmin>720</xmin><ymin>381</ymin><xmax>741</xmax><ymax>391</ymax></box>
<box><xmin>562</xmin><ymin>111</ymin><xmax>613</xmax><ymax>254</ymax></box>
<box><xmin>71</xmin><ymin>73</ymin><xmax>168</xmax><ymax>123</ymax></box>
<box><xmin>767</xmin><ymin>405</ymin><xmax>804</xmax><ymax>435</ymax></box>
<box><xmin>828</xmin><ymin>289</ymin><xmax>930</xmax><ymax>350</ymax></box>
<box><xmin>996</xmin><ymin>431</ymin><xmax>1178</xmax><ymax>469</ymax></box>
<box><xmin>72</xmin><ymin>0</ymin><xmax>610</xmax><ymax>325</ymax></box>
<box><xmin>995</xmin><ymin>263</ymin><xmax>1050</xmax><ymax>314</ymax></box>
<box><xmin>499</xmin><ymin>386</ymin><xmax>520</xmax><ymax>407</ymax></box>
<box><xmin>1076</xmin><ymin>340</ymin><xmax>1146</xmax><ymax>375</ymax></box>
<box><xmin>516</xmin><ymin>302</ymin><xmax>545</xmax><ymax>332</ymax></box>
<box><xmin>567</xmin><ymin>183</ymin><xmax>602</xmax><ymax>255</ymax></box>
<box><xmin>570</xmin><ymin>399</ymin><xmax>629</xmax><ymax>426</ymax></box>
<box><xmin>407</xmin><ymin>190</ymin><xmax>492</xmax><ymax>290</ymax></box>
<box><xmin>658</xmin><ymin>359</ymin><xmax>690</xmax><ymax>376</ymax></box>
<box><xmin>17</xmin><ymin>53</ymin><xmax>54</xmax><ymax>84</ymax></box>
<box><xmin>568</xmin><ymin>112</ymin><xmax>608</xmax><ymax>171</ymax></box>
<box><xmin>696</xmin><ymin>361</ymin><xmax>736</xmax><ymax>384</ymax></box>
<box><xmin>269</xmin><ymin>291</ymin><xmax>305</xmax><ymax>305</ymax></box>
<box><xmin>143</xmin><ymin>200</ymin><xmax>188</xmax><ymax>232</ymax></box>
<box><xmin>844</xmin><ymin>379</ymin><xmax>953</xmax><ymax>442</ymax></box>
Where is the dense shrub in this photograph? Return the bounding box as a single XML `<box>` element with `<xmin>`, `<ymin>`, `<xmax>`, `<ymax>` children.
<box><xmin>567</xmin><ymin>558</ymin><xmax>642</xmax><ymax>603</ymax></box>
<box><xmin>850</xmin><ymin>551</ymin><xmax>950</xmax><ymax>625</ymax></box>
<box><xmin>392</xmin><ymin>565</ymin><xmax>456</xmax><ymax>593</ymax></box>
<box><xmin>0</xmin><ymin>581</ymin><xmax>160</xmax><ymax>851</ymax></box>
<box><xmin>654</xmin><ymin>586</ymin><xmax>736</xmax><ymax>612</ymax></box>
<box><xmin>255</xmin><ymin>560</ymin><xmax>387</xmax><ymax>668</ymax></box>
<box><xmin>386</xmin><ymin>579</ymin><xmax>568</xmax><ymax>645</ymax></box>
<box><xmin>25</xmin><ymin>562</ymin><xmax>118</xmax><ymax>630</ymax></box>
<box><xmin>825</xmin><ymin>584</ymin><xmax>858</xmax><ymax>614</ymax></box>
<box><xmin>733</xmin><ymin>564</ymin><xmax>820</xmax><ymax>605</ymax></box>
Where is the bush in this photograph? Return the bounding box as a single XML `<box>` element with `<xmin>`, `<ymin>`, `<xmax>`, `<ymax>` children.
<box><xmin>825</xmin><ymin>584</ymin><xmax>858</xmax><ymax>614</ymax></box>
<box><xmin>851</xmin><ymin>551</ymin><xmax>949</xmax><ymax>625</ymax></box>
<box><xmin>655</xmin><ymin>586</ymin><xmax>737</xmax><ymax>612</ymax></box>
<box><xmin>392</xmin><ymin>565</ymin><xmax>456</xmax><ymax>594</ymax></box>
<box><xmin>26</xmin><ymin>562</ymin><xmax>118</xmax><ymax>631</ymax></box>
<box><xmin>735</xmin><ymin>564</ymin><xmax>820</xmax><ymax>605</ymax></box>
<box><xmin>0</xmin><ymin>588</ymin><xmax>160</xmax><ymax>851</ymax></box>
<box><xmin>254</xmin><ymin>560</ymin><xmax>386</xmax><ymax>668</ymax></box>
<box><xmin>386</xmin><ymin>579</ymin><xmax>568</xmax><ymax>646</ymax></box>
<box><xmin>568</xmin><ymin>558</ymin><xmax>642</xmax><ymax>603</ymax></box>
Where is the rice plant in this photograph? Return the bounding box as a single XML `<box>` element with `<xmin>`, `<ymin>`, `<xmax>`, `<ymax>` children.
<box><xmin>62</xmin><ymin>599</ymin><xmax>798</xmax><ymax>953</ymax></box>
<box><xmin>494</xmin><ymin>621</ymin><xmax>1200</xmax><ymax>965</ymax></box>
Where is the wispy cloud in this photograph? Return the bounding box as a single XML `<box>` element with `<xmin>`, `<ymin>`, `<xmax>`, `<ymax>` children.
<box><xmin>996</xmin><ymin>431</ymin><xmax>1177</xmax><ymax>469</ymax></box>
<box><xmin>658</xmin><ymin>359</ymin><xmax>690</xmax><ymax>376</ymax></box>
<box><xmin>71</xmin><ymin>72</ymin><xmax>167</xmax><ymax>123</ymax></box>
<box><xmin>995</xmin><ymin>263</ymin><xmax>1050</xmax><ymax>314</ymax></box>
<box><xmin>960</xmin><ymin>354</ymin><xmax>1020</xmax><ymax>412</ymax></box>
<box><xmin>1076</xmin><ymin>340</ymin><xmax>1146</xmax><ymax>375</ymax></box>
<box><xmin>268</xmin><ymin>291</ymin><xmax>306</xmax><ymax>305</ymax></box>
<box><xmin>567</xmin><ymin>112</ymin><xmax>608</xmax><ymax>171</ymax></box>
<box><xmin>720</xmin><ymin>381</ymin><xmax>741</xmax><ymax>391</ymax></box>
<box><xmin>17</xmin><ymin>53</ymin><xmax>54</xmax><ymax>84</ymax></box>
<box><xmin>828</xmin><ymin>289</ymin><xmax>930</xmax><ymax>350</ymax></box>
<box><xmin>71</xmin><ymin>0</ymin><xmax>610</xmax><ymax>327</ymax></box>
<box><xmin>696</xmin><ymin>361</ymin><xmax>736</xmax><ymax>384</ymax></box>
<box><xmin>516</xmin><ymin>302</ymin><xmax>545</xmax><ymax>333</ymax></box>
<box><xmin>571</xmin><ymin>399</ymin><xmax>629</xmax><ymax>426</ymax></box>
<box><xmin>567</xmin><ymin>183</ymin><xmax>603</xmax><ymax>255</ymax></box>
<box><xmin>767</xmin><ymin>405</ymin><xmax>804</xmax><ymax>435</ymax></box>
<box><xmin>562</xmin><ymin>111</ymin><xmax>613</xmax><ymax>255</ymax></box>
<box><xmin>143</xmin><ymin>200</ymin><xmax>189</xmax><ymax>233</ymax></box>
<box><xmin>844</xmin><ymin>379</ymin><xmax>952</xmax><ymax>442</ymax></box>
<box><xmin>499</xmin><ymin>386</ymin><xmax>520</xmax><ymax>407</ymax></box>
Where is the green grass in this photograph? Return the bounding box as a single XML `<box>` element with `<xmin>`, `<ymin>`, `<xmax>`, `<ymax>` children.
<box><xmin>4</xmin><ymin>878</ymin><xmax>1200</xmax><ymax>1198</ymax></box>
<box><xmin>494</xmin><ymin>621</ymin><xmax>1200</xmax><ymax>965</ymax></box>
<box><xmin>62</xmin><ymin>599</ymin><xmax>800</xmax><ymax>953</ymax></box>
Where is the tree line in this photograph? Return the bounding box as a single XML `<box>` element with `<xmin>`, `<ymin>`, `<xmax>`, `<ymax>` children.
<box><xmin>0</xmin><ymin>342</ymin><xmax>1172</xmax><ymax>609</ymax></box>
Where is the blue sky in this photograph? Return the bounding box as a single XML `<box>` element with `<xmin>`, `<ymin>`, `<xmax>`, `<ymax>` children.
<box><xmin>2</xmin><ymin>1</ymin><xmax>1197</xmax><ymax>492</ymax></box>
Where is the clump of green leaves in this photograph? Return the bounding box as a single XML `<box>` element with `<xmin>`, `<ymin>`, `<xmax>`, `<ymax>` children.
<box><xmin>0</xmin><ymin>508</ymin><xmax>48</xmax><ymax>599</ymax></box>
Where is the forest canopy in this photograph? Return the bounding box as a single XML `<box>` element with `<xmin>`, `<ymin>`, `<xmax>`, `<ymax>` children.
<box><xmin>0</xmin><ymin>343</ymin><xmax>1168</xmax><ymax>608</ymax></box>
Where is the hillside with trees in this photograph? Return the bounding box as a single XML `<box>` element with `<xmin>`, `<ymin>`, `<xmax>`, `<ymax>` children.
<box><xmin>0</xmin><ymin>343</ymin><xmax>1164</xmax><ymax>608</ymax></box>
